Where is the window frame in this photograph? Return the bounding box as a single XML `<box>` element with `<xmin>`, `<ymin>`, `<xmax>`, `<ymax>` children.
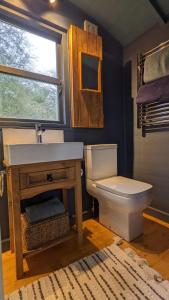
<box><xmin>0</xmin><ymin>12</ymin><xmax>69</xmax><ymax>129</ymax></box>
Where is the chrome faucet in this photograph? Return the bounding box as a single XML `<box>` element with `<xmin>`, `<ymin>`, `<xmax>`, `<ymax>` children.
<box><xmin>35</xmin><ymin>123</ymin><xmax>44</xmax><ymax>143</ymax></box>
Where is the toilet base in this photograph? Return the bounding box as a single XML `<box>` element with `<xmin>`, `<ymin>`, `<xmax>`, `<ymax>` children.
<box><xmin>99</xmin><ymin>203</ymin><xmax>143</xmax><ymax>242</ymax></box>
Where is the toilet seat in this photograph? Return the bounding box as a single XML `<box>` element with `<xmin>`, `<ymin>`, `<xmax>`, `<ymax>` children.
<box><xmin>95</xmin><ymin>176</ymin><xmax>152</xmax><ymax>199</ymax></box>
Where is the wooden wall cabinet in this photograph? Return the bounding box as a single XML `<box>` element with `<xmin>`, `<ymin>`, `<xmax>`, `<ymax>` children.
<box><xmin>69</xmin><ymin>25</ymin><xmax>104</xmax><ymax>128</ymax></box>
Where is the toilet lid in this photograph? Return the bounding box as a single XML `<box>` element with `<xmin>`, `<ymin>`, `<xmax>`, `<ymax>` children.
<box><xmin>95</xmin><ymin>176</ymin><xmax>152</xmax><ymax>198</ymax></box>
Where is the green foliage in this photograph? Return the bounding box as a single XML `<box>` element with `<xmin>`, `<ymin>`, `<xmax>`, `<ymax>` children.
<box><xmin>0</xmin><ymin>21</ymin><xmax>33</xmax><ymax>68</ymax></box>
<box><xmin>0</xmin><ymin>21</ymin><xmax>59</xmax><ymax>121</ymax></box>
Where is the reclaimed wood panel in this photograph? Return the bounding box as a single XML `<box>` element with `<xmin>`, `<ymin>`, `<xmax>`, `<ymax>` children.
<box><xmin>69</xmin><ymin>25</ymin><xmax>104</xmax><ymax>128</ymax></box>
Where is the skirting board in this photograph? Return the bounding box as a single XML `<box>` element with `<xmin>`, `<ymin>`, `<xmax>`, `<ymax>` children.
<box><xmin>145</xmin><ymin>206</ymin><xmax>169</xmax><ymax>223</ymax></box>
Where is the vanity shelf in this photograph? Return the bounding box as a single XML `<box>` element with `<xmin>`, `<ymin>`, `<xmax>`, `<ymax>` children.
<box><xmin>23</xmin><ymin>229</ymin><xmax>77</xmax><ymax>259</ymax></box>
<box><xmin>4</xmin><ymin>159</ymin><xmax>83</xmax><ymax>280</ymax></box>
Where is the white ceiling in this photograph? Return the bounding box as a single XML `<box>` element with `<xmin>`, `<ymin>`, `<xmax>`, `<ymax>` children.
<box><xmin>69</xmin><ymin>0</ymin><xmax>169</xmax><ymax>46</ymax></box>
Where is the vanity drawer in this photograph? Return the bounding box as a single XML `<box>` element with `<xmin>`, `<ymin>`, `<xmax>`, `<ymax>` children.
<box><xmin>20</xmin><ymin>167</ymin><xmax>75</xmax><ymax>189</ymax></box>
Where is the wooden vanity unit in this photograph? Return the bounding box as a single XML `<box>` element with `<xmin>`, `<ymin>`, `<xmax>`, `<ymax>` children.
<box><xmin>4</xmin><ymin>159</ymin><xmax>83</xmax><ymax>279</ymax></box>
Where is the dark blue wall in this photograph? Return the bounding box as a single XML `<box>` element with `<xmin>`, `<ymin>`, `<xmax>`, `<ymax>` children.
<box><xmin>64</xmin><ymin>35</ymin><xmax>124</xmax><ymax>217</ymax></box>
<box><xmin>0</xmin><ymin>0</ymin><xmax>125</xmax><ymax>245</ymax></box>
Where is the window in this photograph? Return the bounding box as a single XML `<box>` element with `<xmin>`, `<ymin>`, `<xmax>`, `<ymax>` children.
<box><xmin>0</xmin><ymin>19</ymin><xmax>65</xmax><ymax>125</ymax></box>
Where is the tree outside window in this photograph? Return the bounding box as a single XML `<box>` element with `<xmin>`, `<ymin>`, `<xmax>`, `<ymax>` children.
<box><xmin>0</xmin><ymin>20</ymin><xmax>63</xmax><ymax>123</ymax></box>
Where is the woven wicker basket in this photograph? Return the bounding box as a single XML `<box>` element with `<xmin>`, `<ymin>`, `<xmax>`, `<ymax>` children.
<box><xmin>21</xmin><ymin>213</ymin><xmax>70</xmax><ymax>251</ymax></box>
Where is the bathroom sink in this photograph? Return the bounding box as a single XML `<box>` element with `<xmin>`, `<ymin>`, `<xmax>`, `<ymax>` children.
<box><xmin>3</xmin><ymin>142</ymin><xmax>84</xmax><ymax>165</ymax></box>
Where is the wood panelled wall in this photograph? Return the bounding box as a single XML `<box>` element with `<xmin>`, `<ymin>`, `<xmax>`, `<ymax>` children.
<box><xmin>69</xmin><ymin>25</ymin><xmax>104</xmax><ymax>128</ymax></box>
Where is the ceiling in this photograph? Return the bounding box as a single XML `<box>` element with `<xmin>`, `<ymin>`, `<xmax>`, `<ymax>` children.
<box><xmin>69</xmin><ymin>0</ymin><xmax>169</xmax><ymax>46</ymax></box>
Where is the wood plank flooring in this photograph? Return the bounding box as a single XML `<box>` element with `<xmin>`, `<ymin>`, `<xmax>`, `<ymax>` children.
<box><xmin>2</xmin><ymin>213</ymin><xmax>169</xmax><ymax>295</ymax></box>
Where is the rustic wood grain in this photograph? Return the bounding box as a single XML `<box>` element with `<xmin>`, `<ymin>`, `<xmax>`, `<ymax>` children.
<box><xmin>4</xmin><ymin>159</ymin><xmax>83</xmax><ymax>279</ymax></box>
<box><xmin>69</xmin><ymin>25</ymin><xmax>104</xmax><ymax>128</ymax></box>
<box><xmin>10</xmin><ymin>168</ymin><xmax>23</xmax><ymax>279</ymax></box>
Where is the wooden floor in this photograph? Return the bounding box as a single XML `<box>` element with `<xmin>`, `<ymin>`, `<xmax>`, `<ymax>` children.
<box><xmin>2</xmin><ymin>213</ymin><xmax>169</xmax><ymax>295</ymax></box>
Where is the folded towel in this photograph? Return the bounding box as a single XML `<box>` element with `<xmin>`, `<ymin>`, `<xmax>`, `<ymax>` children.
<box><xmin>136</xmin><ymin>74</ymin><xmax>169</xmax><ymax>104</ymax></box>
<box><xmin>25</xmin><ymin>197</ymin><xmax>65</xmax><ymax>224</ymax></box>
<box><xmin>144</xmin><ymin>46</ymin><xmax>169</xmax><ymax>83</ymax></box>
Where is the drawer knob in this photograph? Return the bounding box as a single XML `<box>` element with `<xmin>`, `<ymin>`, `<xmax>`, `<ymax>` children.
<box><xmin>47</xmin><ymin>174</ymin><xmax>54</xmax><ymax>182</ymax></box>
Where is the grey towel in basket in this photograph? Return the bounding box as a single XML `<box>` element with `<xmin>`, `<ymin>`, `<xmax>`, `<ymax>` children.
<box><xmin>25</xmin><ymin>197</ymin><xmax>65</xmax><ymax>224</ymax></box>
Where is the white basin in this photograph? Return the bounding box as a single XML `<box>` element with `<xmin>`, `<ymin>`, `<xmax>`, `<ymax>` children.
<box><xmin>3</xmin><ymin>142</ymin><xmax>84</xmax><ymax>165</ymax></box>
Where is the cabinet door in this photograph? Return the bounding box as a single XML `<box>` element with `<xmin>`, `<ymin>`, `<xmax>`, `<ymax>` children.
<box><xmin>69</xmin><ymin>25</ymin><xmax>104</xmax><ymax>128</ymax></box>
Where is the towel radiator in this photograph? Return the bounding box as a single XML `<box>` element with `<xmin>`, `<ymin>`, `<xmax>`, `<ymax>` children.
<box><xmin>137</xmin><ymin>40</ymin><xmax>169</xmax><ymax>136</ymax></box>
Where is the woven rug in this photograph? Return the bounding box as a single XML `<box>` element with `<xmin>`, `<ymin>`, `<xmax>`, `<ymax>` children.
<box><xmin>6</xmin><ymin>242</ymin><xmax>169</xmax><ymax>300</ymax></box>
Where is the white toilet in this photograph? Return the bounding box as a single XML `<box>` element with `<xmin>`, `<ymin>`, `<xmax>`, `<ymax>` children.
<box><xmin>84</xmin><ymin>144</ymin><xmax>153</xmax><ymax>242</ymax></box>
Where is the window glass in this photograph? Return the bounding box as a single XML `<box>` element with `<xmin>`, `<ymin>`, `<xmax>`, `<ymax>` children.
<box><xmin>0</xmin><ymin>74</ymin><xmax>59</xmax><ymax>121</ymax></box>
<box><xmin>0</xmin><ymin>19</ymin><xmax>63</xmax><ymax>123</ymax></box>
<box><xmin>0</xmin><ymin>20</ymin><xmax>57</xmax><ymax>77</ymax></box>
